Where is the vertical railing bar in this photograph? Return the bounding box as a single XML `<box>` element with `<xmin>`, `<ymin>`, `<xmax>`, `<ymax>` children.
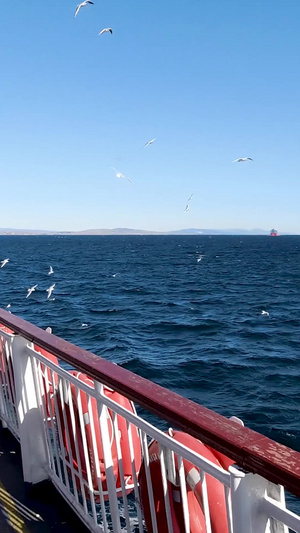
<box><xmin>0</xmin><ymin>364</ymin><xmax>9</xmax><ymax>425</ymax></box>
<box><xmin>2</xmin><ymin>337</ymin><xmax>15</xmax><ymax>427</ymax></box>
<box><xmin>75</xmin><ymin>386</ymin><xmax>98</xmax><ymax>521</ymax></box>
<box><xmin>159</xmin><ymin>445</ymin><xmax>174</xmax><ymax>533</ymax></box>
<box><xmin>126</xmin><ymin>418</ymin><xmax>144</xmax><ymax>532</ymax></box>
<box><xmin>225</xmin><ymin>484</ymin><xmax>233</xmax><ymax>533</ymax></box>
<box><xmin>65</xmin><ymin>380</ymin><xmax>87</xmax><ymax>510</ymax></box>
<box><xmin>30</xmin><ymin>357</ymin><xmax>53</xmax><ymax>473</ymax></box>
<box><xmin>140</xmin><ymin>433</ymin><xmax>158</xmax><ymax>533</ymax></box>
<box><xmin>55</xmin><ymin>378</ymin><xmax>72</xmax><ymax>493</ymax></box>
<box><xmin>94</xmin><ymin>380</ymin><xmax>122</xmax><ymax>533</ymax></box>
<box><xmin>177</xmin><ymin>454</ymin><xmax>190</xmax><ymax>533</ymax></box>
<box><xmin>200</xmin><ymin>470</ymin><xmax>212</xmax><ymax>533</ymax></box>
<box><xmin>86</xmin><ymin>392</ymin><xmax>109</xmax><ymax>533</ymax></box>
<box><xmin>83</xmin><ymin>393</ymin><xmax>102</xmax><ymax>526</ymax></box>
<box><xmin>42</xmin><ymin>364</ymin><xmax>58</xmax><ymax>476</ymax></box>
<box><xmin>112</xmin><ymin>411</ymin><xmax>131</xmax><ymax>531</ymax></box>
<box><xmin>47</xmin><ymin>369</ymin><xmax>64</xmax><ymax>483</ymax></box>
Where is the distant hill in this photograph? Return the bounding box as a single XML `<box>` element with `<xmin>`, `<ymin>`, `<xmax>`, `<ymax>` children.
<box><xmin>0</xmin><ymin>227</ymin><xmax>281</xmax><ymax>235</ymax></box>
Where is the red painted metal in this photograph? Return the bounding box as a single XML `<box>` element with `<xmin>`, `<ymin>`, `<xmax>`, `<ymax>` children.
<box><xmin>1</xmin><ymin>309</ymin><xmax>300</xmax><ymax>496</ymax></box>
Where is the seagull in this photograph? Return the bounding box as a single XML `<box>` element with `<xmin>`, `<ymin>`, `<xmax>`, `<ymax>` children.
<box><xmin>261</xmin><ymin>310</ymin><xmax>269</xmax><ymax>316</ymax></box>
<box><xmin>111</xmin><ymin>167</ymin><xmax>133</xmax><ymax>184</ymax></box>
<box><xmin>6</xmin><ymin>304</ymin><xmax>11</xmax><ymax>308</ymax></box>
<box><xmin>26</xmin><ymin>285</ymin><xmax>38</xmax><ymax>298</ymax></box>
<box><xmin>184</xmin><ymin>193</ymin><xmax>194</xmax><ymax>211</ymax></box>
<box><xmin>48</xmin><ymin>266</ymin><xmax>54</xmax><ymax>275</ymax></box>
<box><xmin>46</xmin><ymin>284</ymin><xmax>55</xmax><ymax>299</ymax></box>
<box><xmin>98</xmin><ymin>28</ymin><xmax>113</xmax><ymax>35</ymax></box>
<box><xmin>74</xmin><ymin>0</ymin><xmax>94</xmax><ymax>18</ymax></box>
<box><xmin>144</xmin><ymin>138</ymin><xmax>156</xmax><ymax>148</ymax></box>
<box><xmin>0</xmin><ymin>259</ymin><xmax>9</xmax><ymax>268</ymax></box>
<box><xmin>233</xmin><ymin>157</ymin><xmax>253</xmax><ymax>163</ymax></box>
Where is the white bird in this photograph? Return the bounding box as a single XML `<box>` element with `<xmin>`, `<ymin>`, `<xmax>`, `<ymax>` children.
<box><xmin>6</xmin><ymin>304</ymin><xmax>11</xmax><ymax>308</ymax></box>
<box><xmin>261</xmin><ymin>310</ymin><xmax>269</xmax><ymax>316</ymax></box>
<box><xmin>184</xmin><ymin>193</ymin><xmax>194</xmax><ymax>211</ymax></box>
<box><xmin>98</xmin><ymin>28</ymin><xmax>113</xmax><ymax>35</ymax></box>
<box><xmin>26</xmin><ymin>285</ymin><xmax>38</xmax><ymax>298</ymax></box>
<box><xmin>74</xmin><ymin>0</ymin><xmax>94</xmax><ymax>18</ymax></box>
<box><xmin>0</xmin><ymin>259</ymin><xmax>9</xmax><ymax>268</ymax></box>
<box><xmin>112</xmin><ymin>167</ymin><xmax>133</xmax><ymax>184</ymax></box>
<box><xmin>144</xmin><ymin>138</ymin><xmax>156</xmax><ymax>147</ymax></box>
<box><xmin>48</xmin><ymin>266</ymin><xmax>54</xmax><ymax>275</ymax></box>
<box><xmin>46</xmin><ymin>284</ymin><xmax>55</xmax><ymax>299</ymax></box>
<box><xmin>233</xmin><ymin>157</ymin><xmax>253</xmax><ymax>163</ymax></box>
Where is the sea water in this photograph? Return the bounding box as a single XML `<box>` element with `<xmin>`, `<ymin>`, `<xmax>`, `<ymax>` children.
<box><xmin>0</xmin><ymin>234</ymin><xmax>299</xmax><ymax>452</ymax></box>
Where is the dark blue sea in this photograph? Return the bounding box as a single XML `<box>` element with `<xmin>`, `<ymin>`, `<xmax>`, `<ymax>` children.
<box><xmin>0</xmin><ymin>235</ymin><xmax>299</xmax><ymax>454</ymax></box>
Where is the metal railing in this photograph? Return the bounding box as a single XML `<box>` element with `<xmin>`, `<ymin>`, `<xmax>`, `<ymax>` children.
<box><xmin>0</xmin><ymin>309</ymin><xmax>300</xmax><ymax>532</ymax></box>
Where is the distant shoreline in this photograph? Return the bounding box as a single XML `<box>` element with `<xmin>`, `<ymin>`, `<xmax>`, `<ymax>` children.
<box><xmin>0</xmin><ymin>228</ymin><xmax>296</xmax><ymax>236</ymax></box>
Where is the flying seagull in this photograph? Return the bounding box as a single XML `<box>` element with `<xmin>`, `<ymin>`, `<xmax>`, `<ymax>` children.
<box><xmin>0</xmin><ymin>259</ymin><xmax>9</xmax><ymax>268</ymax></box>
<box><xmin>261</xmin><ymin>310</ymin><xmax>269</xmax><ymax>316</ymax></box>
<box><xmin>184</xmin><ymin>193</ymin><xmax>194</xmax><ymax>211</ymax></box>
<box><xmin>48</xmin><ymin>266</ymin><xmax>54</xmax><ymax>275</ymax></box>
<box><xmin>111</xmin><ymin>167</ymin><xmax>133</xmax><ymax>184</ymax></box>
<box><xmin>26</xmin><ymin>285</ymin><xmax>38</xmax><ymax>298</ymax></box>
<box><xmin>144</xmin><ymin>138</ymin><xmax>156</xmax><ymax>148</ymax></box>
<box><xmin>74</xmin><ymin>1</ymin><xmax>94</xmax><ymax>18</ymax></box>
<box><xmin>98</xmin><ymin>28</ymin><xmax>113</xmax><ymax>35</ymax></box>
<box><xmin>46</xmin><ymin>284</ymin><xmax>55</xmax><ymax>300</ymax></box>
<box><xmin>233</xmin><ymin>157</ymin><xmax>253</xmax><ymax>163</ymax></box>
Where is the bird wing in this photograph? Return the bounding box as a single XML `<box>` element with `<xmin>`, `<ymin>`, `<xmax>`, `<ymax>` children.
<box><xmin>98</xmin><ymin>29</ymin><xmax>105</xmax><ymax>34</ymax></box>
<box><xmin>126</xmin><ymin>176</ymin><xmax>133</xmax><ymax>184</ymax></box>
<box><xmin>74</xmin><ymin>5</ymin><xmax>81</xmax><ymax>17</ymax></box>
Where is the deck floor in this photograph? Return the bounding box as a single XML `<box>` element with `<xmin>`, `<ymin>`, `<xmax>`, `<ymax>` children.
<box><xmin>0</xmin><ymin>426</ymin><xmax>89</xmax><ymax>533</ymax></box>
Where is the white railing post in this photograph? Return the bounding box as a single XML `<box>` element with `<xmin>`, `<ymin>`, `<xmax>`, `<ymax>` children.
<box><xmin>12</xmin><ymin>335</ymin><xmax>49</xmax><ymax>484</ymax></box>
<box><xmin>230</xmin><ymin>465</ymin><xmax>288</xmax><ymax>533</ymax></box>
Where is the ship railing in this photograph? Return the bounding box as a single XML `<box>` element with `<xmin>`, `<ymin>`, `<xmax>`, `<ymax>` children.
<box><xmin>0</xmin><ymin>311</ymin><xmax>300</xmax><ymax>532</ymax></box>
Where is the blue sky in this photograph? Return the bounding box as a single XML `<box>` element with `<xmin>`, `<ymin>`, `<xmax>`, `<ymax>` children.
<box><xmin>1</xmin><ymin>1</ymin><xmax>300</xmax><ymax>232</ymax></box>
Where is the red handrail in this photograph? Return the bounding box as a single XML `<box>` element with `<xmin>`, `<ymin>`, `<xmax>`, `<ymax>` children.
<box><xmin>1</xmin><ymin>308</ymin><xmax>300</xmax><ymax>496</ymax></box>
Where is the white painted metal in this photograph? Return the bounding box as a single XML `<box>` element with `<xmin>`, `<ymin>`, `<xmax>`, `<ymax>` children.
<box><xmin>0</xmin><ymin>333</ymin><xmax>299</xmax><ymax>533</ymax></box>
<box><xmin>94</xmin><ymin>381</ymin><xmax>122</xmax><ymax>533</ymax></box>
<box><xmin>200</xmin><ymin>470</ymin><xmax>213</xmax><ymax>533</ymax></box>
<box><xmin>12</xmin><ymin>336</ymin><xmax>48</xmax><ymax>484</ymax></box>
<box><xmin>263</xmin><ymin>495</ymin><xmax>300</xmax><ymax>532</ymax></box>
<box><xmin>0</xmin><ymin>330</ymin><xmax>18</xmax><ymax>437</ymax></box>
<box><xmin>158</xmin><ymin>444</ymin><xmax>173</xmax><ymax>533</ymax></box>
<box><xmin>140</xmin><ymin>431</ymin><xmax>159</xmax><ymax>533</ymax></box>
<box><xmin>229</xmin><ymin>464</ymin><xmax>292</xmax><ymax>533</ymax></box>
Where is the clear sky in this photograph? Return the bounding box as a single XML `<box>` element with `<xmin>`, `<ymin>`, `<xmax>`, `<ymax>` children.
<box><xmin>1</xmin><ymin>1</ymin><xmax>300</xmax><ymax>233</ymax></box>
